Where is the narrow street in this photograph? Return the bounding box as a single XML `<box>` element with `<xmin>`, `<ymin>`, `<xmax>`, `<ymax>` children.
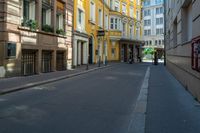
<box><xmin>0</xmin><ymin>63</ymin><xmax>148</xmax><ymax>133</ymax></box>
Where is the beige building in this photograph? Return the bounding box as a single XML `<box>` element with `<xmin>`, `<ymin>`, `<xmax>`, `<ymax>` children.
<box><xmin>165</xmin><ymin>0</ymin><xmax>200</xmax><ymax>101</ymax></box>
<box><xmin>0</xmin><ymin>0</ymin><xmax>73</xmax><ymax>77</ymax></box>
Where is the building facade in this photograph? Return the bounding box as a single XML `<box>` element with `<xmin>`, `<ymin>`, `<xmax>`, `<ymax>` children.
<box><xmin>0</xmin><ymin>0</ymin><xmax>73</xmax><ymax>77</ymax></box>
<box><xmin>142</xmin><ymin>0</ymin><xmax>164</xmax><ymax>57</ymax></box>
<box><xmin>73</xmin><ymin>0</ymin><xmax>144</xmax><ymax>67</ymax></box>
<box><xmin>165</xmin><ymin>0</ymin><xmax>200</xmax><ymax>101</ymax></box>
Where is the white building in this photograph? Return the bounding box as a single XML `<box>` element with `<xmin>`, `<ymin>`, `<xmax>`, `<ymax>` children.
<box><xmin>142</xmin><ymin>0</ymin><xmax>164</xmax><ymax>50</ymax></box>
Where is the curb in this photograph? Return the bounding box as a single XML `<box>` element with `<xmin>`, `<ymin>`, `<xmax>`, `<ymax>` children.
<box><xmin>128</xmin><ymin>66</ymin><xmax>150</xmax><ymax>133</ymax></box>
<box><xmin>0</xmin><ymin>65</ymin><xmax>112</xmax><ymax>95</ymax></box>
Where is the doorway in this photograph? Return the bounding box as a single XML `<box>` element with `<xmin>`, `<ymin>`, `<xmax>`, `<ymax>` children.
<box><xmin>89</xmin><ymin>36</ymin><xmax>93</xmax><ymax>64</ymax></box>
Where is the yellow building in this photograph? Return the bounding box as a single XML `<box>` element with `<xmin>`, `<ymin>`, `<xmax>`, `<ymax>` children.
<box><xmin>73</xmin><ymin>0</ymin><xmax>143</xmax><ymax>67</ymax></box>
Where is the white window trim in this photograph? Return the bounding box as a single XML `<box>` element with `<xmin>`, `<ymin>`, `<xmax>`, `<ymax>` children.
<box><xmin>90</xmin><ymin>1</ymin><xmax>95</xmax><ymax>23</ymax></box>
<box><xmin>77</xmin><ymin>8</ymin><xmax>85</xmax><ymax>32</ymax></box>
<box><xmin>98</xmin><ymin>8</ymin><xmax>103</xmax><ymax>27</ymax></box>
<box><xmin>109</xmin><ymin>16</ymin><xmax>121</xmax><ymax>30</ymax></box>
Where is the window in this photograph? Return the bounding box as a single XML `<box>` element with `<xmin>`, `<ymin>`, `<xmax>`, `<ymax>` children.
<box><xmin>156</xmin><ymin>17</ymin><xmax>163</xmax><ymax>25</ymax></box>
<box><xmin>122</xmin><ymin>3</ymin><xmax>126</xmax><ymax>14</ymax></box>
<box><xmin>137</xmin><ymin>0</ymin><xmax>140</xmax><ymax>5</ymax></box>
<box><xmin>144</xmin><ymin>19</ymin><xmax>151</xmax><ymax>26</ymax></box>
<box><xmin>42</xmin><ymin>0</ymin><xmax>52</xmax><ymax>27</ymax></box>
<box><xmin>105</xmin><ymin>14</ymin><xmax>108</xmax><ymax>29</ymax></box>
<box><xmin>156</xmin><ymin>7</ymin><xmax>163</xmax><ymax>14</ymax></box>
<box><xmin>111</xmin><ymin>48</ymin><xmax>116</xmax><ymax>58</ymax></box>
<box><xmin>77</xmin><ymin>8</ymin><xmax>85</xmax><ymax>31</ymax></box>
<box><xmin>110</xmin><ymin>16</ymin><xmax>121</xmax><ymax>30</ymax></box>
<box><xmin>182</xmin><ymin>3</ymin><xmax>192</xmax><ymax>42</ymax></box>
<box><xmin>159</xmin><ymin>40</ymin><xmax>161</xmax><ymax>45</ymax></box>
<box><xmin>122</xmin><ymin>23</ymin><xmax>126</xmax><ymax>37</ymax></box>
<box><xmin>115</xmin><ymin>18</ymin><xmax>118</xmax><ymax>29</ymax></box>
<box><xmin>130</xmin><ymin>6</ymin><xmax>134</xmax><ymax>18</ymax></box>
<box><xmin>6</xmin><ymin>43</ymin><xmax>16</xmax><ymax>58</ymax></box>
<box><xmin>130</xmin><ymin>25</ymin><xmax>133</xmax><ymax>38</ymax></box>
<box><xmin>136</xmin><ymin>28</ymin><xmax>140</xmax><ymax>39</ymax></box>
<box><xmin>110</xmin><ymin>18</ymin><xmax>114</xmax><ymax>29</ymax></box>
<box><xmin>90</xmin><ymin>1</ymin><xmax>95</xmax><ymax>22</ymax></box>
<box><xmin>114</xmin><ymin>0</ymin><xmax>120</xmax><ymax>12</ymax></box>
<box><xmin>155</xmin><ymin>0</ymin><xmax>163</xmax><ymax>4</ymax></box>
<box><xmin>173</xmin><ymin>18</ymin><xmax>178</xmax><ymax>46</ymax></box>
<box><xmin>56</xmin><ymin>14</ymin><xmax>64</xmax><ymax>29</ymax></box>
<box><xmin>156</xmin><ymin>28</ymin><xmax>163</xmax><ymax>35</ymax></box>
<box><xmin>22</xmin><ymin>0</ymin><xmax>36</xmax><ymax>21</ymax></box>
<box><xmin>104</xmin><ymin>0</ymin><xmax>108</xmax><ymax>5</ymax></box>
<box><xmin>110</xmin><ymin>0</ymin><xmax>114</xmax><ymax>10</ymax></box>
<box><xmin>144</xmin><ymin>0</ymin><xmax>150</xmax><ymax>6</ymax></box>
<box><xmin>56</xmin><ymin>0</ymin><xmax>65</xmax><ymax>30</ymax></box>
<box><xmin>144</xmin><ymin>9</ymin><xmax>150</xmax><ymax>16</ymax></box>
<box><xmin>149</xmin><ymin>40</ymin><xmax>152</xmax><ymax>45</ymax></box>
<box><xmin>78</xmin><ymin>9</ymin><xmax>82</xmax><ymax>25</ymax></box>
<box><xmin>136</xmin><ymin>10</ymin><xmax>140</xmax><ymax>20</ymax></box>
<box><xmin>98</xmin><ymin>9</ymin><xmax>103</xmax><ymax>27</ymax></box>
<box><xmin>155</xmin><ymin>40</ymin><xmax>157</xmax><ymax>45</ymax></box>
<box><xmin>144</xmin><ymin>29</ymin><xmax>151</xmax><ymax>36</ymax></box>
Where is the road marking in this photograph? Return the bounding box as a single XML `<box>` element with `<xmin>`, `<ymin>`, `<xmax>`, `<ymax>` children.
<box><xmin>128</xmin><ymin>66</ymin><xmax>150</xmax><ymax>133</ymax></box>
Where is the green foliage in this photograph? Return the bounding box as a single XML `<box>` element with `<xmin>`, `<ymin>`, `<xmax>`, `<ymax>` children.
<box><xmin>22</xmin><ymin>19</ymin><xmax>38</xmax><ymax>31</ymax></box>
<box><xmin>42</xmin><ymin>24</ymin><xmax>54</xmax><ymax>33</ymax></box>
<box><xmin>143</xmin><ymin>48</ymin><xmax>156</xmax><ymax>55</ymax></box>
<box><xmin>56</xmin><ymin>28</ymin><xmax>66</xmax><ymax>36</ymax></box>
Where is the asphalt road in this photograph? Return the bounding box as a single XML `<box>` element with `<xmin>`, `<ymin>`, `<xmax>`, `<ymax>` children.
<box><xmin>0</xmin><ymin>63</ymin><xmax>148</xmax><ymax>133</ymax></box>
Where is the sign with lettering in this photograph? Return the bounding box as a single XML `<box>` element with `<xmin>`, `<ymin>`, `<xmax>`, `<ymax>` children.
<box><xmin>192</xmin><ymin>39</ymin><xmax>200</xmax><ymax>72</ymax></box>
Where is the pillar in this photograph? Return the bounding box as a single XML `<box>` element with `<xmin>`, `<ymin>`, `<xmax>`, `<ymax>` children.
<box><xmin>36</xmin><ymin>0</ymin><xmax>42</xmax><ymax>31</ymax></box>
<box><xmin>37</xmin><ymin>49</ymin><xmax>42</xmax><ymax>74</ymax></box>
<box><xmin>77</xmin><ymin>41</ymin><xmax>81</xmax><ymax>65</ymax></box>
<box><xmin>73</xmin><ymin>39</ymin><xmax>77</xmax><ymax>66</ymax></box>
<box><xmin>52</xmin><ymin>50</ymin><xmax>56</xmax><ymax>71</ymax></box>
<box><xmin>52</xmin><ymin>0</ymin><xmax>57</xmax><ymax>34</ymax></box>
<box><xmin>83</xmin><ymin>42</ymin><xmax>88</xmax><ymax>64</ymax></box>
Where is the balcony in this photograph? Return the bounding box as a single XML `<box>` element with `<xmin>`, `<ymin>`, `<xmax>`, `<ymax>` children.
<box><xmin>109</xmin><ymin>30</ymin><xmax>122</xmax><ymax>41</ymax></box>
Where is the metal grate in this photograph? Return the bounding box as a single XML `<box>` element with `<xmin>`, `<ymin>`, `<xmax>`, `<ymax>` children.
<box><xmin>21</xmin><ymin>50</ymin><xmax>36</xmax><ymax>76</ymax></box>
<box><xmin>42</xmin><ymin>51</ymin><xmax>52</xmax><ymax>73</ymax></box>
<box><xmin>56</xmin><ymin>52</ymin><xmax>65</xmax><ymax>71</ymax></box>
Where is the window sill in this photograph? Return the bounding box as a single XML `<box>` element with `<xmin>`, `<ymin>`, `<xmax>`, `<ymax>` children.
<box><xmin>18</xmin><ymin>26</ymin><xmax>39</xmax><ymax>32</ymax></box>
<box><xmin>98</xmin><ymin>25</ymin><xmax>103</xmax><ymax>29</ymax></box>
<box><xmin>18</xmin><ymin>26</ymin><xmax>67</xmax><ymax>38</ymax></box>
<box><xmin>89</xmin><ymin>20</ymin><xmax>96</xmax><ymax>25</ymax></box>
<box><xmin>5</xmin><ymin>56</ymin><xmax>16</xmax><ymax>60</ymax></box>
<box><xmin>110</xmin><ymin>29</ymin><xmax>121</xmax><ymax>32</ymax></box>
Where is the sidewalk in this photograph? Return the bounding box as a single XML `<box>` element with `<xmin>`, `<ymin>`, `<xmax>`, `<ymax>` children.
<box><xmin>0</xmin><ymin>63</ymin><xmax>117</xmax><ymax>95</ymax></box>
<box><xmin>145</xmin><ymin>64</ymin><xmax>200</xmax><ymax>133</ymax></box>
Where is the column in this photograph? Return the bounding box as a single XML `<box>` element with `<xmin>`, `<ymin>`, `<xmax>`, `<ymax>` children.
<box><xmin>36</xmin><ymin>0</ymin><xmax>42</xmax><ymax>31</ymax></box>
<box><xmin>77</xmin><ymin>41</ymin><xmax>81</xmax><ymax>65</ymax></box>
<box><xmin>73</xmin><ymin>39</ymin><xmax>77</xmax><ymax>67</ymax></box>
<box><xmin>83</xmin><ymin>42</ymin><xmax>88</xmax><ymax>64</ymax></box>
<box><xmin>52</xmin><ymin>0</ymin><xmax>57</xmax><ymax>34</ymax></box>
<box><xmin>37</xmin><ymin>49</ymin><xmax>42</xmax><ymax>73</ymax></box>
<box><xmin>103</xmin><ymin>41</ymin><xmax>106</xmax><ymax>64</ymax></box>
<box><xmin>52</xmin><ymin>50</ymin><xmax>56</xmax><ymax>71</ymax></box>
<box><xmin>133</xmin><ymin>45</ymin><xmax>136</xmax><ymax>62</ymax></box>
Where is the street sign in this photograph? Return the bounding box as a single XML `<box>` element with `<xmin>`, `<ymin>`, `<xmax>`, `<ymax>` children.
<box><xmin>97</xmin><ymin>30</ymin><xmax>105</xmax><ymax>36</ymax></box>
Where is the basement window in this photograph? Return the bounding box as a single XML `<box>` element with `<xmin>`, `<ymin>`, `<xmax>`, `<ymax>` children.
<box><xmin>6</xmin><ymin>43</ymin><xmax>16</xmax><ymax>58</ymax></box>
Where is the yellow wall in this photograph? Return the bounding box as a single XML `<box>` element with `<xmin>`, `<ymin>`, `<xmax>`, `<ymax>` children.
<box><xmin>74</xmin><ymin>0</ymin><xmax>143</xmax><ymax>62</ymax></box>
